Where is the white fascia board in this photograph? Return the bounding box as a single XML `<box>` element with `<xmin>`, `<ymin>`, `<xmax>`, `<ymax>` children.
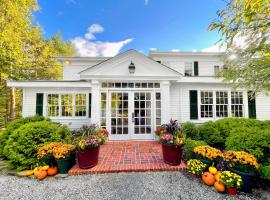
<box><xmin>177</xmin><ymin>77</ymin><xmax>224</xmax><ymax>83</ymax></box>
<box><xmin>80</xmin><ymin>75</ymin><xmax>181</xmax><ymax>81</ymax></box>
<box><xmin>7</xmin><ymin>81</ymin><xmax>92</xmax><ymax>88</ymax></box>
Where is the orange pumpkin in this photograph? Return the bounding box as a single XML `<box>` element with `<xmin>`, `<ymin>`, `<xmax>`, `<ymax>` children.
<box><xmin>202</xmin><ymin>172</ymin><xmax>215</xmax><ymax>186</ymax></box>
<box><xmin>214</xmin><ymin>181</ymin><xmax>225</xmax><ymax>193</ymax></box>
<box><xmin>47</xmin><ymin>166</ymin><xmax>58</xmax><ymax>176</ymax></box>
<box><xmin>34</xmin><ymin>170</ymin><xmax>47</xmax><ymax>180</ymax></box>
<box><xmin>214</xmin><ymin>171</ymin><xmax>221</xmax><ymax>181</ymax></box>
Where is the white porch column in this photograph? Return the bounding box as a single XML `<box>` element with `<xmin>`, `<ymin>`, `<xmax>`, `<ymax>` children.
<box><xmin>161</xmin><ymin>81</ymin><xmax>170</xmax><ymax>124</ymax></box>
<box><xmin>91</xmin><ymin>80</ymin><xmax>101</xmax><ymax>125</ymax></box>
<box><xmin>243</xmin><ymin>91</ymin><xmax>249</xmax><ymax>118</ymax></box>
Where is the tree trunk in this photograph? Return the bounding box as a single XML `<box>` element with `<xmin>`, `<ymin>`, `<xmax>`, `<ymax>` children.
<box><xmin>9</xmin><ymin>87</ymin><xmax>16</xmax><ymax>120</ymax></box>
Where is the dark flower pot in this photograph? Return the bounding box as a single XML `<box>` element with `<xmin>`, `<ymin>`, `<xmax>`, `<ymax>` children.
<box><xmin>229</xmin><ymin>166</ymin><xmax>254</xmax><ymax>193</ymax></box>
<box><xmin>194</xmin><ymin>154</ymin><xmax>213</xmax><ymax>167</ymax></box>
<box><xmin>44</xmin><ymin>155</ymin><xmax>56</xmax><ymax>166</ymax></box>
<box><xmin>227</xmin><ymin>187</ymin><xmax>237</xmax><ymax>195</ymax></box>
<box><xmin>77</xmin><ymin>146</ymin><xmax>100</xmax><ymax>169</ymax></box>
<box><xmin>56</xmin><ymin>154</ymin><xmax>75</xmax><ymax>174</ymax></box>
<box><xmin>161</xmin><ymin>143</ymin><xmax>183</xmax><ymax>165</ymax></box>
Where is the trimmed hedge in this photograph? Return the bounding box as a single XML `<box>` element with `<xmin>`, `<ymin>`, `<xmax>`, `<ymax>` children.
<box><xmin>0</xmin><ymin>116</ymin><xmax>49</xmax><ymax>158</ymax></box>
<box><xmin>182</xmin><ymin>122</ymin><xmax>200</xmax><ymax>140</ymax></box>
<box><xmin>3</xmin><ymin>121</ymin><xmax>73</xmax><ymax>171</ymax></box>
<box><xmin>183</xmin><ymin>138</ymin><xmax>207</xmax><ymax>161</ymax></box>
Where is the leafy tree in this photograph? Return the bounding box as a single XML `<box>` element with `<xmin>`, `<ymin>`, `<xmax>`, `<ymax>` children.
<box><xmin>209</xmin><ymin>0</ymin><xmax>270</xmax><ymax>92</ymax></box>
<box><xmin>0</xmin><ymin>0</ymin><xmax>76</xmax><ymax>127</ymax></box>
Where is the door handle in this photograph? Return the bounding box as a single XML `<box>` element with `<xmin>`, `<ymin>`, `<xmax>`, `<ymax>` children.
<box><xmin>132</xmin><ymin>112</ymin><xmax>135</xmax><ymax>122</ymax></box>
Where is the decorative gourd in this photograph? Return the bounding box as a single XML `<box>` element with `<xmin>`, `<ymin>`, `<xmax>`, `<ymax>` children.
<box><xmin>47</xmin><ymin>166</ymin><xmax>58</xmax><ymax>176</ymax></box>
<box><xmin>25</xmin><ymin>170</ymin><xmax>34</xmax><ymax>176</ymax></box>
<box><xmin>214</xmin><ymin>171</ymin><xmax>221</xmax><ymax>181</ymax></box>
<box><xmin>42</xmin><ymin>165</ymin><xmax>49</xmax><ymax>171</ymax></box>
<box><xmin>209</xmin><ymin>166</ymin><xmax>217</xmax><ymax>174</ymax></box>
<box><xmin>34</xmin><ymin>170</ymin><xmax>47</xmax><ymax>180</ymax></box>
<box><xmin>214</xmin><ymin>181</ymin><xmax>225</xmax><ymax>193</ymax></box>
<box><xmin>202</xmin><ymin>172</ymin><xmax>215</xmax><ymax>186</ymax></box>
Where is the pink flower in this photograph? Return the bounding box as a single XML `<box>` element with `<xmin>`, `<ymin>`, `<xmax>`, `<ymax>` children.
<box><xmin>160</xmin><ymin>134</ymin><xmax>174</xmax><ymax>141</ymax></box>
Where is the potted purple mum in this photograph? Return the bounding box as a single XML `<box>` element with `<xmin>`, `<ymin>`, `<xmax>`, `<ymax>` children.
<box><xmin>156</xmin><ymin>119</ymin><xmax>185</xmax><ymax>165</ymax></box>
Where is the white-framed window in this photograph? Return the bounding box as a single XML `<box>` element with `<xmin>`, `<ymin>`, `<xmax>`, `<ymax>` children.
<box><xmin>216</xmin><ymin>91</ymin><xmax>228</xmax><ymax>117</ymax></box>
<box><xmin>155</xmin><ymin>92</ymin><xmax>161</xmax><ymax>128</ymax></box>
<box><xmin>47</xmin><ymin>93</ymin><xmax>87</xmax><ymax>117</ymax></box>
<box><xmin>101</xmin><ymin>82</ymin><xmax>160</xmax><ymax>88</ymax></box>
<box><xmin>100</xmin><ymin>93</ymin><xmax>107</xmax><ymax>128</ymax></box>
<box><xmin>214</xmin><ymin>65</ymin><xmax>220</xmax><ymax>75</ymax></box>
<box><xmin>61</xmin><ymin>94</ymin><xmax>73</xmax><ymax>117</ymax></box>
<box><xmin>75</xmin><ymin>94</ymin><xmax>86</xmax><ymax>117</ymax></box>
<box><xmin>231</xmin><ymin>92</ymin><xmax>244</xmax><ymax>117</ymax></box>
<box><xmin>47</xmin><ymin>94</ymin><xmax>59</xmax><ymax>117</ymax></box>
<box><xmin>200</xmin><ymin>91</ymin><xmax>213</xmax><ymax>118</ymax></box>
<box><xmin>184</xmin><ymin>62</ymin><xmax>193</xmax><ymax>76</ymax></box>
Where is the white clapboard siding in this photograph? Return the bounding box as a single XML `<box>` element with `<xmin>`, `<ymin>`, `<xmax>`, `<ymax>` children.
<box><xmin>23</xmin><ymin>87</ymin><xmax>92</xmax><ymax>130</ymax></box>
<box><xmin>256</xmin><ymin>93</ymin><xmax>270</xmax><ymax>120</ymax></box>
<box><xmin>170</xmin><ymin>82</ymin><xmax>181</xmax><ymax>121</ymax></box>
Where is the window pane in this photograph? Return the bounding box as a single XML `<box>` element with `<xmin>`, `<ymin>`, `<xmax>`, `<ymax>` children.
<box><xmin>47</xmin><ymin>94</ymin><xmax>59</xmax><ymax>117</ymax></box>
<box><xmin>200</xmin><ymin>91</ymin><xmax>213</xmax><ymax>118</ymax></box>
<box><xmin>75</xmin><ymin>94</ymin><xmax>86</xmax><ymax>117</ymax></box>
<box><xmin>61</xmin><ymin>94</ymin><xmax>73</xmax><ymax>117</ymax></box>
<box><xmin>231</xmin><ymin>92</ymin><xmax>243</xmax><ymax>117</ymax></box>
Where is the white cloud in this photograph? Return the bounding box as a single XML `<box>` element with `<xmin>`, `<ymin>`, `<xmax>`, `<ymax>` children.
<box><xmin>145</xmin><ymin>0</ymin><xmax>149</xmax><ymax>5</ymax></box>
<box><xmin>71</xmin><ymin>24</ymin><xmax>133</xmax><ymax>57</ymax></box>
<box><xmin>149</xmin><ymin>48</ymin><xmax>157</xmax><ymax>51</ymax></box>
<box><xmin>192</xmin><ymin>49</ymin><xmax>197</xmax><ymax>52</ymax></box>
<box><xmin>171</xmin><ymin>49</ymin><xmax>180</xmax><ymax>52</ymax></box>
<box><xmin>202</xmin><ymin>44</ymin><xmax>225</xmax><ymax>52</ymax></box>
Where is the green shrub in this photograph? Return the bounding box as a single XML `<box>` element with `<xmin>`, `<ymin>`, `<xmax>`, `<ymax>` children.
<box><xmin>183</xmin><ymin>138</ymin><xmax>207</xmax><ymax>161</ymax></box>
<box><xmin>225</xmin><ymin>127</ymin><xmax>270</xmax><ymax>165</ymax></box>
<box><xmin>260</xmin><ymin>165</ymin><xmax>270</xmax><ymax>181</ymax></box>
<box><xmin>3</xmin><ymin>121</ymin><xmax>73</xmax><ymax>171</ymax></box>
<box><xmin>182</xmin><ymin>122</ymin><xmax>200</xmax><ymax>140</ymax></box>
<box><xmin>197</xmin><ymin>121</ymin><xmax>224</xmax><ymax>148</ymax></box>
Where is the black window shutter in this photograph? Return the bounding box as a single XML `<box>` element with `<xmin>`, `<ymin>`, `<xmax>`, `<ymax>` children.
<box><xmin>36</xmin><ymin>93</ymin><xmax>44</xmax><ymax>116</ymax></box>
<box><xmin>248</xmin><ymin>91</ymin><xmax>256</xmax><ymax>119</ymax></box>
<box><xmin>89</xmin><ymin>93</ymin><xmax>92</xmax><ymax>118</ymax></box>
<box><xmin>194</xmin><ymin>61</ymin><xmax>199</xmax><ymax>76</ymax></box>
<box><xmin>190</xmin><ymin>90</ymin><xmax>198</xmax><ymax>120</ymax></box>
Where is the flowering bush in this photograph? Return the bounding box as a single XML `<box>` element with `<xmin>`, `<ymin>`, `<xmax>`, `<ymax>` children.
<box><xmin>223</xmin><ymin>150</ymin><xmax>260</xmax><ymax>173</ymax></box>
<box><xmin>37</xmin><ymin>142</ymin><xmax>63</xmax><ymax>159</ymax></box>
<box><xmin>220</xmin><ymin>171</ymin><xmax>243</xmax><ymax>189</ymax></box>
<box><xmin>52</xmin><ymin>143</ymin><xmax>75</xmax><ymax>160</ymax></box>
<box><xmin>187</xmin><ymin>159</ymin><xmax>207</xmax><ymax>176</ymax></box>
<box><xmin>74</xmin><ymin>124</ymin><xmax>108</xmax><ymax>151</ymax></box>
<box><xmin>156</xmin><ymin>119</ymin><xmax>185</xmax><ymax>146</ymax></box>
<box><xmin>193</xmin><ymin>145</ymin><xmax>223</xmax><ymax>161</ymax></box>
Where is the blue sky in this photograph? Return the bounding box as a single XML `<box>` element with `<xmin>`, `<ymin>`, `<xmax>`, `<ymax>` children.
<box><xmin>35</xmin><ymin>0</ymin><xmax>225</xmax><ymax>56</ymax></box>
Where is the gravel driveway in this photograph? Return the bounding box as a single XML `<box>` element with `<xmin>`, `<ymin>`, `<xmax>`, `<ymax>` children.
<box><xmin>0</xmin><ymin>171</ymin><xmax>269</xmax><ymax>200</ymax></box>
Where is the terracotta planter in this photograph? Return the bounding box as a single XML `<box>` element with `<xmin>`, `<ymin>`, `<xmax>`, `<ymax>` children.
<box><xmin>161</xmin><ymin>143</ymin><xmax>183</xmax><ymax>165</ymax></box>
<box><xmin>77</xmin><ymin>146</ymin><xmax>100</xmax><ymax>169</ymax></box>
<box><xmin>229</xmin><ymin>166</ymin><xmax>254</xmax><ymax>193</ymax></box>
<box><xmin>227</xmin><ymin>187</ymin><xmax>237</xmax><ymax>195</ymax></box>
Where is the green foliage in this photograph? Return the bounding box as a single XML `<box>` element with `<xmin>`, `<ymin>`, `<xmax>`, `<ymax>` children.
<box><xmin>183</xmin><ymin>138</ymin><xmax>207</xmax><ymax>161</ymax></box>
<box><xmin>225</xmin><ymin>127</ymin><xmax>270</xmax><ymax>165</ymax></box>
<box><xmin>182</xmin><ymin>122</ymin><xmax>199</xmax><ymax>140</ymax></box>
<box><xmin>3</xmin><ymin>121</ymin><xmax>73</xmax><ymax>171</ymax></box>
<box><xmin>259</xmin><ymin>165</ymin><xmax>270</xmax><ymax>181</ymax></box>
<box><xmin>209</xmin><ymin>0</ymin><xmax>270</xmax><ymax>92</ymax></box>
<box><xmin>197</xmin><ymin>121</ymin><xmax>223</xmax><ymax>148</ymax></box>
<box><xmin>0</xmin><ymin>116</ymin><xmax>49</xmax><ymax>158</ymax></box>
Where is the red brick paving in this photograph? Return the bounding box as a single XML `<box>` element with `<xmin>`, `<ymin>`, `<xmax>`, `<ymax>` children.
<box><xmin>69</xmin><ymin>141</ymin><xmax>187</xmax><ymax>175</ymax></box>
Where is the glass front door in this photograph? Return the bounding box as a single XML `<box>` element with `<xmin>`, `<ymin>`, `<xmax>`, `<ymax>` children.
<box><xmin>109</xmin><ymin>91</ymin><xmax>155</xmax><ymax>140</ymax></box>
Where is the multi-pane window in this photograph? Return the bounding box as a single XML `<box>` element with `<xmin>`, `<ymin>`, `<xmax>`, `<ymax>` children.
<box><xmin>100</xmin><ymin>93</ymin><xmax>107</xmax><ymax>128</ymax></box>
<box><xmin>47</xmin><ymin>94</ymin><xmax>59</xmax><ymax>117</ymax></box>
<box><xmin>216</xmin><ymin>91</ymin><xmax>228</xmax><ymax>117</ymax></box>
<box><xmin>200</xmin><ymin>91</ymin><xmax>213</xmax><ymax>118</ymax></box>
<box><xmin>75</xmin><ymin>94</ymin><xmax>86</xmax><ymax>117</ymax></box>
<box><xmin>61</xmin><ymin>95</ymin><xmax>73</xmax><ymax>117</ymax></box>
<box><xmin>101</xmin><ymin>82</ymin><xmax>160</xmax><ymax>88</ymax></box>
<box><xmin>214</xmin><ymin>65</ymin><xmax>220</xmax><ymax>75</ymax></box>
<box><xmin>155</xmin><ymin>92</ymin><xmax>161</xmax><ymax>128</ymax></box>
<box><xmin>231</xmin><ymin>92</ymin><xmax>243</xmax><ymax>117</ymax></box>
<box><xmin>47</xmin><ymin>93</ymin><xmax>87</xmax><ymax>117</ymax></box>
<box><xmin>184</xmin><ymin>62</ymin><xmax>193</xmax><ymax>76</ymax></box>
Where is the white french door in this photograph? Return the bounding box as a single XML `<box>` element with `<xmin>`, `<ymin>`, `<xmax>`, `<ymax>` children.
<box><xmin>108</xmin><ymin>91</ymin><xmax>155</xmax><ymax>140</ymax></box>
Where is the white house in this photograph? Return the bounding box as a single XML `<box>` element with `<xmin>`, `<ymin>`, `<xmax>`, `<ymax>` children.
<box><xmin>7</xmin><ymin>49</ymin><xmax>270</xmax><ymax>140</ymax></box>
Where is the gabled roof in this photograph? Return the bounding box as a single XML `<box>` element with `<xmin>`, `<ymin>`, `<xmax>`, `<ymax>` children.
<box><xmin>78</xmin><ymin>49</ymin><xmax>182</xmax><ymax>80</ymax></box>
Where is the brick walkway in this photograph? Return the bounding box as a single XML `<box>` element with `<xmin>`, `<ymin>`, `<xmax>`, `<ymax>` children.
<box><xmin>69</xmin><ymin>141</ymin><xmax>186</xmax><ymax>175</ymax></box>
